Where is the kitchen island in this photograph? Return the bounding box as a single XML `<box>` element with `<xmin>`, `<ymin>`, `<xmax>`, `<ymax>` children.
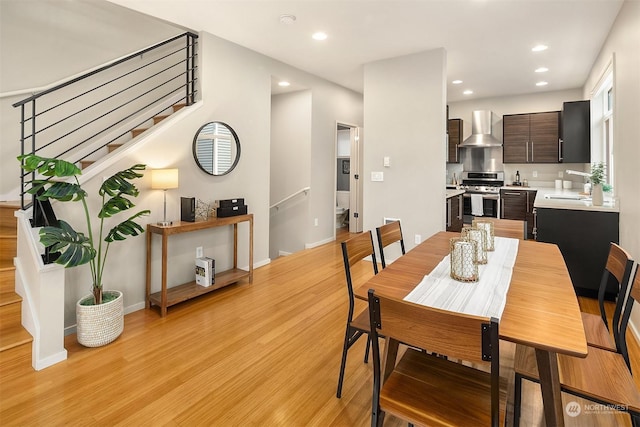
<box><xmin>532</xmin><ymin>187</ymin><xmax>619</xmax><ymax>299</ymax></box>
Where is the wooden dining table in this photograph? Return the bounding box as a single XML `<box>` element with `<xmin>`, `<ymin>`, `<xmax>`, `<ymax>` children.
<box><xmin>355</xmin><ymin>231</ymin><xmax>588</xmax><ymax>427</ymax></box>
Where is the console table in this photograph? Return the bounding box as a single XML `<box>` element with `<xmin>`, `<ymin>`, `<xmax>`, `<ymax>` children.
<box><xmin>145</xmin><ymin>214</ymin><xmax>253</xmax><ymax>316</ymax></box>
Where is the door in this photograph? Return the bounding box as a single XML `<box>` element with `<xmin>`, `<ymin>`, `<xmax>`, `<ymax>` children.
<box><xmin>349</xmin><ymin>127</ymin><xmax>363</xmax><ymax>233</ymax></box>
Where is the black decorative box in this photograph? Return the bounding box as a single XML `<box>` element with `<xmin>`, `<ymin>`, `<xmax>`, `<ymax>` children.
<box><xmin>215</xmin><ymin>198</ymin><xmax>245</xmax><ymax>208</ymax></box>
<box><xmin>216</xmin><ymin>204</ymin><xmax>248</xmax><ymax>217</ymax></box>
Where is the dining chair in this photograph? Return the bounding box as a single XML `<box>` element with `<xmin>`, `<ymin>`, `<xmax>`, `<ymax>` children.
<box><xmin>581</xmin><ymin>242</ymin><xmax>634</xmax><ymax>352</ymax></box>
<box><xmin>336</xmin><ymin>231</ymin><xmax>379</xmax><ymax>398</ymax></box>
<box><xmin>489</xmin><ymin>218</ymin><xmax>527</xmax><ymax>240</ymax></box>
<box><xmin>513</xmin><ymin>262</ymin><xmax>640</xmax><ymax>426</ymax></box>
<box><xmin>375</xmin><ymin>220</ymin><xmax>405</xmax><ymax>269</ymax></box>
<box><xmin>367</xmin><ymin>289</ymin><xmax>506</xmax><ymax>427</ymax></box>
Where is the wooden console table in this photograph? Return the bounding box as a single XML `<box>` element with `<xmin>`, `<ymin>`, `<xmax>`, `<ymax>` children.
<box><xmin>145</xmin><ymin>214</ymin><xmax>253</xmax><ymax>316</ymax></box>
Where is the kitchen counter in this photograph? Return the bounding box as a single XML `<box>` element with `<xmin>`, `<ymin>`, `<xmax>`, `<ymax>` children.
<box><xmin>446</xmin><ymin>189</ymin><xmax>465</xmax><ymax>198</ymax></box>
<box><xmin>533</xmin><ymin>187</ymin><xmax>619</xmax><ymax>212</ymax></box>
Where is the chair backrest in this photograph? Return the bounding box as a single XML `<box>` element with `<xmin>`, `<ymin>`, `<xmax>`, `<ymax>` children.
<box><xmin>341</xmin><ymin>231</ymin><xmax>378</xmax><ymax>320</ymax></box>
<box><xmin>376</xmin><ymin>220</ymin><xmax>405</xmax><ymax>268</ymax></box>
<box><xmin>367</xmin><ymin>289</ymin><xmax>500</xmax><ymax>425</ymax></box>
<box><xmin>617</xmin><ymin>262</ymin><xmax>639</xmax><ymax>372</ymax></box>
<box><xmin>490</xmin><ymin>218</ymin><xmax>527</xmax><ymax>240</ymax></box>
<box><xmin>598</xmin><ymin>243</ymin><xmax>634</xmax><ymax>345</ymax></box>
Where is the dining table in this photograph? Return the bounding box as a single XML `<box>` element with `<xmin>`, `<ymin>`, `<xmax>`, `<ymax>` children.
<box><xmin>355</xmin><ymin>230</ymin><xmax>588</xmax><ymax>427</ymax></box>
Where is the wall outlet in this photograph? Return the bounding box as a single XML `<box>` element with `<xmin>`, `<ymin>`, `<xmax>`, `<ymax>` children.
<box><xmin>415</xmin><ymin>234</ymin><xmax>421</xmax><ymax>244</ymax></box>
<box><xmin>558</xmin><ymin>171</ymin><xmax>563</xmax><ymax>178</ymax></box>
<box><xmin>532</xmin><ymin>171</ymin><xmax>538</xmax><ymax>178</ymax></box>
<box><xmin>314</xmin><ymin>218</ymin><xmax>318</xmax><ymax>226</ymax></box>
<box><xmin>196</xmin><ymin>246</ymin><xmax>203</xmax><ymax>258</ymax></box>
<box><xmin>371</xmin><ymin>171</ymin><xmax>384</xmax><ymax>181</ymax></box>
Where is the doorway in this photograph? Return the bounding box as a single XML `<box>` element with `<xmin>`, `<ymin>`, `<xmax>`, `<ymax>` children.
<box><xmin>335</xmin><ymin>122</ymin><xmax>363</xmax><ymax>234</ymax></box>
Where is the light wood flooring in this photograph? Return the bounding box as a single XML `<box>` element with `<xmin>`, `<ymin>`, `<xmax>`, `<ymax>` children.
<box><xmin>0</xmin><ymin>227</ymin><xmax>638</xmax><ymax>426</ymax></box>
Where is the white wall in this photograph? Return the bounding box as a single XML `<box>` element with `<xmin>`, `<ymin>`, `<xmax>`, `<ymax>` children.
<box><xmin>583</xmin><ymin>0</ymin><xmax>640</xmax><ymax>332</ymax></box>
<box><xmin>270</xmin><ymin>91</ymin><xmax>312</xmax><ymax>258</ymax></box>
<box><xmin>363</xmin><ymin>49</ymin><xmax>447</xmax><ymax>262</ymax></box>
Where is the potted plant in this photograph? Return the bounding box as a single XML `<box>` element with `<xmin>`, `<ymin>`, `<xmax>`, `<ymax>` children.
<box><xmin>589</xmin><ymin>162</ymin><xmax>606</xmax><ymax>206</ymax></box>
<box><xmin>19</xmin><ymin>155</ymin><xmax>149</xmax><ymax>347</ymax></box>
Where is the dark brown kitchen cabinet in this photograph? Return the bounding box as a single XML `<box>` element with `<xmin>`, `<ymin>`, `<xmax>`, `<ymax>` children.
<box><xmin>561</xmin><ymin>100</ymin><xmax>591</xmax><ymax>163</ymax></box>
<box><xmin>500</xmin><ymin>189</ymin><xmax>537</xmax><ymax>239</ymax></box>
<box><xmin>447</xmin><ymin>118</ymin><xmax>463</xmax><ymax>163</ymax></box>
<box><xmin>446</xmin><ymin>194</ymin><xmax>463</xmax><ymax>232</ymax></box>
<box><xmin>503</xmin><ymin>111</ymin><xmax>560</xmax><ymax>163</ymax></box>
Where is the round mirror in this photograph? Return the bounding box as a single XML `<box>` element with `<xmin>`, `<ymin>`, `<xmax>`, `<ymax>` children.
<box><xmin>192</xmin><ymin>121</ymin><xmax>241</xmax><ymax>175</ymax></box>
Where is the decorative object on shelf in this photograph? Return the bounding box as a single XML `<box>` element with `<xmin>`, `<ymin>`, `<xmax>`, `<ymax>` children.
<box><xmin>195</xmin><ymin>257</ymin><xmax>215</xmax><ymax>287</ymax></box>
<box><xmin>461</xmin><ymin>227</ymin><xmax>488</xmax><ymax>264</ymax></box>
<box><xmin>214</xmin><ymin>198</ymin><xmax>247</xmax><ymax>217</ymax></box>
<box><xmin>193</xmin><ymin>121</ymin><xmax>241</xmax><ymax>176</ymax></box>
<box><xmin>450</xmin><ymin>237</ymin><xmax>478</xmax><ymax>282</ymax></box>
<box><xmin>195</xmin><ymin>199</ymin><xmax>213</xmax><ymax>220</ymax></box>
<box><xmin>151</xmin><ymin>168</ymin><xmax>179</xmax><ymax>226</ymax></box>
<box><xmin>472</xmin><ymin>219</ymin><xmax>495</xmax><ymax>251</ymax></box>
<box><xmin>18</xmin><ymin>155</ymin><xmax>149</xmax><ymax>346</ymax></box>
<box><xmin>180</xmin><ymin>197</ymin><xmax>196</xmax><ymax>222</ymax></box>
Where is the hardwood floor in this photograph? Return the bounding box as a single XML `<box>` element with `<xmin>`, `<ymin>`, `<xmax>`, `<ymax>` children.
<box><xmin>0</xmin><ymin>227</ymin><xmax>638</xmax><ymax>426</ymax></box>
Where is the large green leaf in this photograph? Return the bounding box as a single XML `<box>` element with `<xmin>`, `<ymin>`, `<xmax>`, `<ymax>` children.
<box><xmin>18</xmin><ymin>155</ymin><xmax>81</xmax><ymax>177</ymax></box>
<box><xmin>28</xmin><ymin>180</ymin><xmax>86</xmax><ymax>202</ymax></box>
<box><xmin>105</xmin><ymin>210</ymin><xmax>150</xmax><ymax>242</ymax></box>
<box><xmin>100</xmin><ymin>164</ymin><xmax>145</xmax><ymax>198</ymax></box>
<box><xmin>39</xmin><ymin>220</ymin><xmax>96</xmax><ymax>267</ymax></box>
<box><xmin>99</xmin><ymin>195</ymin><xmax>136</xmax><ymax>218</ymax></box>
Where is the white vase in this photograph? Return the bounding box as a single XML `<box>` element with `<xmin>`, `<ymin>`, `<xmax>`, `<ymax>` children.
<box><xmin>76</xmin><ymin>290</ymin><xmax>124</xmax><ymax>347</ymax></box>
<box><xmin>591</xmin><ymin>183</ymin><xmax>604</xmax><ymax>206</ymax></box>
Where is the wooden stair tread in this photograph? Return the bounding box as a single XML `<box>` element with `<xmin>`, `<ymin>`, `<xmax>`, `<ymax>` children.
<box><xmin>0</xmin><ymin>325</ymin><xmax>33</xmax><ymax>352</ymax></box>
<box><xmin>153</xmin><ymin>115</ymin><xmax>169</xmax><ymax>124</ymax></box>
<box><xmin>0</xmin><ymin>291</ymin><xmax>21</xmax><ymax>307</ymax></box>
<box><xmin>581</xmin><ymin>311</ymin><xmax>616</xmax><ymax>351</ymax></box>
<box><xmin>0</xmin><ymin>260</ymin><xmax>14</xmax><ymax>270</ymax></box>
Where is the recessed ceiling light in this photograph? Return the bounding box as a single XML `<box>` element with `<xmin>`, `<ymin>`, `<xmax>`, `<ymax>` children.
<box><xmin>535</xmin><ymin>67</ymin><xmax>549</xmax><ymax>73</ymax></box>
<box><xmin>452</xmin><ymin>80</ymin><xmax>463</xmax><ymax>85</ymax></box>
<box><xmin>312</xmin><ymin>32</ymin><xmax>328</xmax><ymax>41</ymax></box>
<box><xmin>278</xmin><ymin>81</ymin><xmax>290</xmax><ymax>87</ymax></box>
<box><xmin>532</xmin><ymin>44</ymin><xmax>548</xmax><ymax>52</ymax></box>
<box><xmin>536</xmin><ymin>81</ymin><xmax>548</xmax><ymax>87</ymax></box>
<box><xmin>463</xmin><ymin>90</ymin><xmax>473</xmax><ymax>95</ymax></box>
<box><xmin>279</xmin><ymin>14</ymin><xmax>296</xmax><ymax>24</ymax></box>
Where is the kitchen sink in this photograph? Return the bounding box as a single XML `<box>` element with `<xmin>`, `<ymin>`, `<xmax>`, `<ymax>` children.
<box><xmin>544</xmin><ymin>194</ymin><xmax>589</xmax><ymax>200</ymax></box>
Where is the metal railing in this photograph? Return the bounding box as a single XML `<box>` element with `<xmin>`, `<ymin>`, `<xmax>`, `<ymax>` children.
<box><xmin>14</xmin><ymin>32</ymin><xmax>199</xmax><ymax>209</ymax></box>
<box><xmin>270</xmin><ymin>187</ymin><xmax>311</xmax><ymax>210</ymax></box>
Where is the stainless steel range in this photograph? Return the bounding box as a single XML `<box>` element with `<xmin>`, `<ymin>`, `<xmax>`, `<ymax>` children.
<box><xmin>461</xmin><ymin>171</ymin><xmax>504</xmax><ymax>222</ymax></box>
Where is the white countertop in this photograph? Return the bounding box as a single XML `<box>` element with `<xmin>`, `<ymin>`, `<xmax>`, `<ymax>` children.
<box><xmin>446</xmin><ymin>189</ymin><xmax>465</xmax><ymax>198</ymax></box>
<box><xmin>533</xmin><ymin>187</ymin><xmax>619</xmax><ymax>212</ymax></box>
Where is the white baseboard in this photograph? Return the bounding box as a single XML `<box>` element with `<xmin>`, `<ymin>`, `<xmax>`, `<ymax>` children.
<box><xmin>278</xmin><ymin>251</ymin><xmax>292</xmax><ymax>257</ymax></box>
<box><xmin>34</xmin><ymin>349</ymin><xmax>68</xmax><ymax>371</ymax></box>
<box><xmin>305</xmin><ymin>236</ymin><xmax>335</xmax><ymax>249</ymax></box>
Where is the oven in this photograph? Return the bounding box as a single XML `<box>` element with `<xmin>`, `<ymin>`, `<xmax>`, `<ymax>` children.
<box><xmin>460</xmin><ymin>171</ymin><xmax>504</xmax><ymax>223</ymax></box>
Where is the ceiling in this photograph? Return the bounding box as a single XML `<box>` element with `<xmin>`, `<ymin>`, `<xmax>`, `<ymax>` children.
<box><xmin>108</xmin><ymin>0</ymin><xmax>623</xmax><ymax>102</ymax></box>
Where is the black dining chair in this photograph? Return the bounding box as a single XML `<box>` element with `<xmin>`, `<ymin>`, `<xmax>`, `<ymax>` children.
<box><xmin>375</xmin><ymin>220</ymin><xmax>405</xmax><ymax>269</ymax></box>
<box><xmin>336</xmin><ymin>231</ymin><xmax>378</xmax><ymax>398</ymax></box>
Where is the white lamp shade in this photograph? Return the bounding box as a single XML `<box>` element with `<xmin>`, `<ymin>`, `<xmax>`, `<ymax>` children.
<box><xmin>151</xmin><ymin>169</ymin><xmax>179</xmax><ymax>190</ymax></box>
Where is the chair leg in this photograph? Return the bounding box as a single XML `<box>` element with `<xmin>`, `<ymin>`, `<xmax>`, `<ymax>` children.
<box><xmin>364</xmin><ymin>335</ymin><xmax>371</xmax><ymax>363</ymax></box>
<box><xmin>513</xmin><ymin>373</ymin><xmax>523</xmax><ymax>427</ymax></box>
<box><xmin>631</xmin><ymin>411</ymin><xmax>640</xmax><ymax>427</ymax></box>
<box><xmin>336</xmin><ymin>326</ymin><xmax>352</xmax><ymax>398</ymax></box>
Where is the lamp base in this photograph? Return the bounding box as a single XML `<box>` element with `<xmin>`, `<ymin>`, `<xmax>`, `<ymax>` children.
<box><xmin>157</xmin><ymin>220</ymin><xmax>173</xmax><ymax>226</ymax></box>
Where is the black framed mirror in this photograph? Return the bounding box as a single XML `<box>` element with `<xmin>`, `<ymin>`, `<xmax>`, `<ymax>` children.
<box><xmin>192</xmin><ymin>121</ymin><xmax>241</xmax><ymax>175</ymax></box>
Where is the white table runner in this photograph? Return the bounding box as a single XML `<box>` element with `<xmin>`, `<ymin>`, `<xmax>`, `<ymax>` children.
<box><xmin>404</xmin><ymin>236</ymin><xmax>519</xmax><ymax>319</ymax></box>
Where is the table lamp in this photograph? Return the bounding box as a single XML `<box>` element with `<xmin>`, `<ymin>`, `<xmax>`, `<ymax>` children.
<box><xmin>151</xmin><ymin>168</ymin><xmax>179</xmax><ymax>226</ymax></box>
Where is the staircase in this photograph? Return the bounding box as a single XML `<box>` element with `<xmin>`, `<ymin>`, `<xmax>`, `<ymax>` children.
<box><xmin>79</xmin><ymin>103</ymin><xmax>187</xmax><ymax>170</ymax></box>
<box><xmin>0</xmin><ymin>202</ymin><xmax>32</xmax><ymax>370</ymax></box>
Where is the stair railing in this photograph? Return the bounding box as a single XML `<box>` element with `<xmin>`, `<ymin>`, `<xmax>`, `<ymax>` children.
<box><xmin>270</xmin><ymin>187</ymin><xmax>311</xmax><ymax>210</ymax></box>
<box><xmin>14</xmin><ymin>32</ymin><xmax>199</xmax><ymax>210</ymax></box>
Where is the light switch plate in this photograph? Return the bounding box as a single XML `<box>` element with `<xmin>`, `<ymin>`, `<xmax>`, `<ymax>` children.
<box><xmin>383</xmin><ymin>156</ymin><xmax>390</xmax><ymax>167</ymax></box>
<box><xmin>371</xmin><ymin>171</ymin><xmax>384</xmax><ymax>181</ymax></box>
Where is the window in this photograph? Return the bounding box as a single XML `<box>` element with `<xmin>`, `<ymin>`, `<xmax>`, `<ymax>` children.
<box><xmin>591</xmin><ymin>61</ymin><xmax>614</xmax><ymax>192</ymax></box>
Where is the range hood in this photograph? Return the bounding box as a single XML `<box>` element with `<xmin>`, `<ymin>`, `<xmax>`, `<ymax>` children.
<box><xmin>459</xmin><ymin>110</ymin><xmax>502</xmax><ymax>148</ymax></box>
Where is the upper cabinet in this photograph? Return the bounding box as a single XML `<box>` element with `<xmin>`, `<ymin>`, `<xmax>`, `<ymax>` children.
<box><xmin>561</xmin><ymin>101</ymin><xmax>591</xmax><ymax>163</ymax></box>
<box><xmin>447</xmin><ymin>118</ymin><xmax>463</xmax><ymax>163</ymax></box>
<box><xmin>503</xmin><ymin>111</ymin><xmax>560</xmax><ymax>163</ymax></box>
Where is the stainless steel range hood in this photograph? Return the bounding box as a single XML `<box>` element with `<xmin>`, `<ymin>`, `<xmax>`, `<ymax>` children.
<box><xmin>459</xmin><ymin>110</ymin><xmax>502</xmax><ymax>148</ymax></box>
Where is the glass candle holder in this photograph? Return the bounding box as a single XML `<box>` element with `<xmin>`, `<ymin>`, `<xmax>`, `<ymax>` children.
<box><xmin>461</xmin><ymin>227</ymin><xmax>487</xmax><ymax>264</ymax></box>
<box><xmin>473</xmin><ymin>219</ymin><xmax>495</xmax><ymax>251</ymax></box>
<box><xmin>450</xmin><ymin>237</ymin><xmax>479</xmax><ymax>282</ymax></box>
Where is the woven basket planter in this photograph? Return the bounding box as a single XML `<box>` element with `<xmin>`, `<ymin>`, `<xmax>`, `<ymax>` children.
<box><xmin>76</xmin><ymin>290</ymin><xmax>124</xmax><ymax>347</ymax></box>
